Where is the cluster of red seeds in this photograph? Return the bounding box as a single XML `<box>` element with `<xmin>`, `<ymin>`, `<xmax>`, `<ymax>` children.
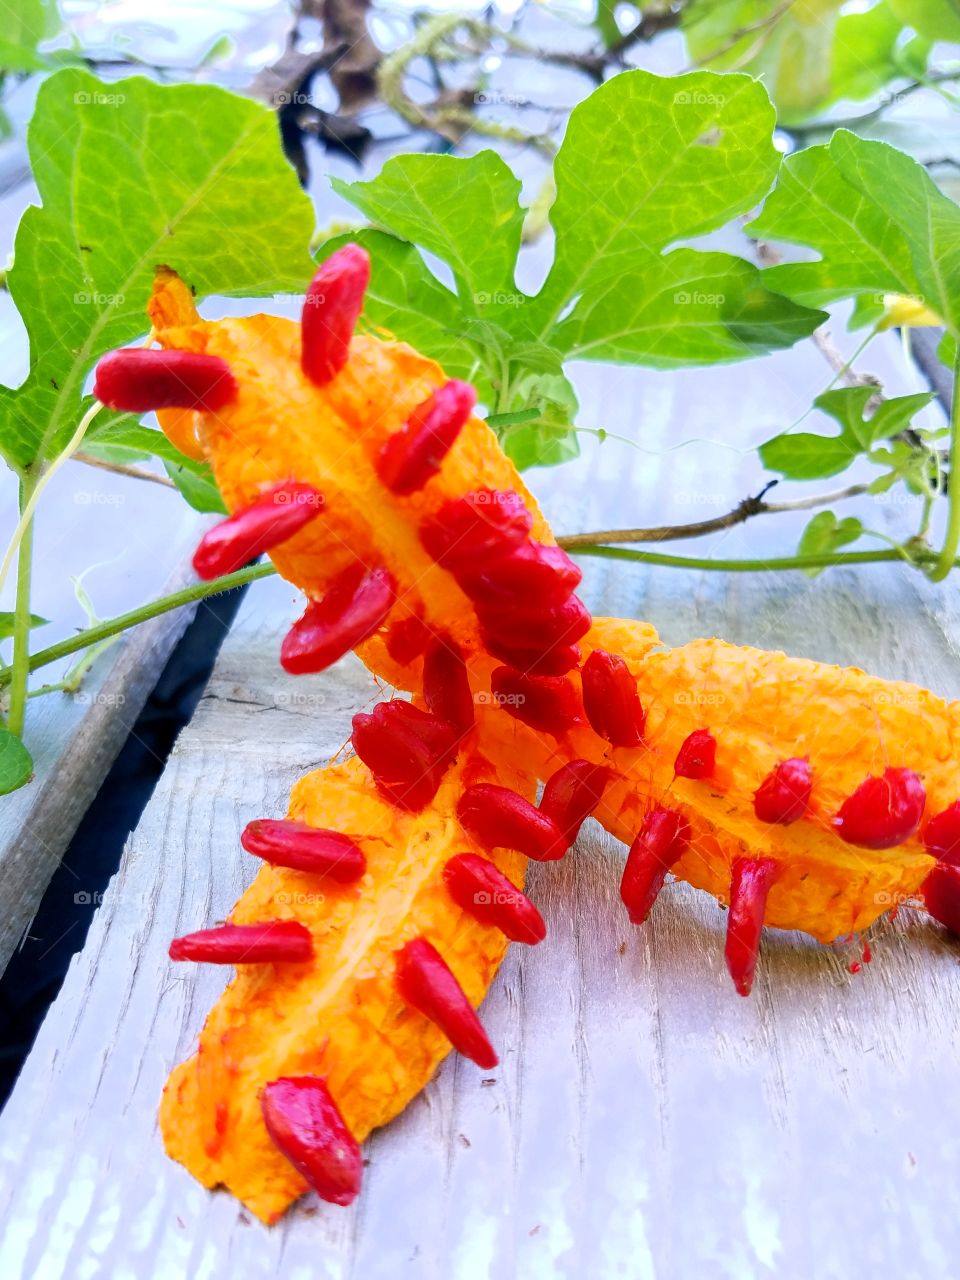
<box><xmin>94</xmin><ymin>242</ymin><xmax>960</xmax><ymax>1212</ymax></box>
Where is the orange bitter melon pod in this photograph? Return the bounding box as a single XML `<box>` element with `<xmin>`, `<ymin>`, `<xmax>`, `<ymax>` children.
<box><xmin>93</xmin><ymin>245</ymin><xmax>960</xmax><ymax>1221</ymax></box>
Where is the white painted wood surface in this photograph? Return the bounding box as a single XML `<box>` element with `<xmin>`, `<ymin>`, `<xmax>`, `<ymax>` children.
<box><xmin>2</xmin><ymin>322</ymin><xmax>958</xmax><ymax>1278</ymax></box>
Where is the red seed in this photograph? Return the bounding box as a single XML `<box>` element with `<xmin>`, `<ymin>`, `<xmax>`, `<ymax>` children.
<box><xmin>443</xmin><ymin>853</ymin><xmax>546</xmax><ymax>944</ymax></box>
<box><xmin>192</xmin><ymin>481</ymin><xmax>324</xmax><ymax>580</ymax></box>
<box><xmin>420</xmin><ymin>489</ymin><xmax>533</xmax><ymax>568</ymax></box>
<box><xmin>580</xmin><ymin>649</ymin><xmax>645</xmax><ymax>748</ymax></box>
<box><xmin>674</xmin><ymin>728</ymin><xmax>716</xmax><ymax>780</ymax></box>
<box><xmin>94</xmin><ymin>348</ymin><xmax>238</xmax><ymax>413</ymax></box>
<box><xmin>240</xmin><ymin>819</ymin><xmax>365</xmax><ymax>883</ymax></box>
<box><xmin>281</xmin><ymin>564</ymin><xmax>394</xmax><ymax>675</ymax></box>
<box><xmin>423</xmin><ymin>637</ymin><xmax>475</xmax><ymax>733</ymax></box>
<box><xmin>620</xmin><ymin>807</ymin><xmax>691</xmax><ymax>925</ymax></box>
<box><xmin>923</xmin><ymin>800</ymin><xmax>960</xmax><ymax>865</ymax></box>
<box><xmin>456</xmin><ymin>542</ymin><xmax>582</xmax><ymax>607</ymax></box>
<box><xmin>489</xmin><ymin>666</ymin><xmax>581</xmax><ymax>734</ymax></box>
<box><xmin>385</xmin><ymin>614</ymin><xmax>432</xmax><ymax>666</ymax></box>
<box><xmin>921</xmin><ymin>862</ymin><xmax>960</xmax><ymax>935</ymax></box>
<box><xmin>352</xmin><ymin>701</ymin><xmax>459</xmax><ymax>811</ymax></box>
<box><xmin>834</xmin><ymin>766</ymin><xmax>926</xmax><ymax>849</ymax></box>
<box><xmin>169</xmin><ymin>921</ymin><xmax>312</xmax><ymax>964</ymax></box>
<box><xmin>476</xmin><ymin>594</ymin><xmax>592</xmax><ymax>651</ymax></box>
<box><xmin>725</xmin><ymin>857</ymin><xmax>778</xmax><ymax>997</ymax></box>
<box><xmin>261</xmin><ymin>1076</ymin><xmax>363</xmax><ymax>1206</ymax></box>
<box><xmin>377</xmin><ymin>380</ymin><xmax>477</xmax><ymax>496</ymax></box>
<box><xmin>394</xmin><ymin>937</ymin><xmax>498</xmax><ymax>1068</ymax></box>
<box><xmin>753</xmin><ymin>757</ymin><xmax>812</xmax><ymax>825</ymax></box>
<box><xmin>539</xmin><ymin>760</ymin><xmax>609</xmax><ymax>845</ymax></box>
<box><xmin>458</xmin><ymin>784</ymin><xmax>566</xmax><ymax>861</ymax></box>
<box><xmin>301</xmin><ymin>243</ymin><xmax>370</xmax><ymax>385</ymax></box>
<box><xmin>481</xmin><ymin>632</ymin><xmax>581</xmax><ymax>675</ymax></box>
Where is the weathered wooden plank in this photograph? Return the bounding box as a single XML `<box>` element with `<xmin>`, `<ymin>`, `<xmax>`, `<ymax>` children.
<box><xmin>2</xmin><ymin>323</ymin><xmax>958</xmax><ymax>1279</ymax></box>
<box><xmin>0</xmin><ymin>463</ymin><xmax>204</xmax><ymax>970</ymax></box>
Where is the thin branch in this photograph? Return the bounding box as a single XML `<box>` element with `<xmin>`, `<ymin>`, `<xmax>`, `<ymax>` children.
<box><xmin>811</xmin><ymin>328</ymin><xmax>881</xmax><ymax>391</ymax></box>
<box><xmin>73</xmin><ymin>451</ymin><xmax>176</xmax><ymax>488</ymax></box>
<box><xmin>764</xmin><ymin>483</ymin><xmax>872</xmax><ymax>514</ymax></box>
<box><xmin>556</xmin><ymin>481</ymin><xmax>869</xmax><ymax>549</ymax></box>
<box><xmin>686</xmin><ymin>0</ymin><xmax>794</xmax><ymax>69</ymax></box>
<box><xmin>605</xmin><ymin>7</ymin><xmax>684</xmax><ymax>60</ymax></box>
<box><xmin>794</xmin><ymin>69</ymin><xmax>960</xmax><ymax>136</ymax></box>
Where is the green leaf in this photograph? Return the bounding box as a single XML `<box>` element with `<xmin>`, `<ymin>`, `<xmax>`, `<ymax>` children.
<box><xmin>532</xmin><ymin>70</ymin><xmax>782</xmax><ymax>332</ymax></box>
<box><xmin>90</xmin><ymin>417</ymin><xmax>203</xmax><ymax>467</ymax></box>
<box><xmin>500</xmin><ymin>371</ymin><xmax>581</xmax><ymax>470</ymax></box>
<box><xmin>328</xmin><ymin>71</ymin><xmax>823</xmax><ymax>469</ymax></box>
<box><xmin>0</xmin><ymin>612</ymin><xmax>48</xmax><ymax>640</ymax></box>
<box><xmin>90</xmin><ymin>417</ymin><xmax>227</xmax><ymax>512</ymax></box>
<box><xmin>332</xmin><ymin>152</ymin><xmax>525</xmax><ymax>305</ymax></box>
<box><xmin>939</xmin><ymin>331</ymin><xmax>958</xmax><ymax>369</ymax></box>
<box><xmin>831</xmin><ymin>1</ymin><xmax>928</xmax><ymax>103</ymax></box>
<box><xmin>748</xmin><ymin>131</ymin><xmax>960</xmax><ymax>336</ymax></box>
<box><xmin>0</xmin><ymin>729</ymin><xmax>32</xmax><ymax>795</ymax></box>
<box><xmin>760</xmin><ymin>386</ymin><xmax>935</xmax><ymax>478</ymax></box>
<box><xmin>163</xmin><ymin>460</ymin><xmax>226</xmax><ymax>514</ymax></box>
<box><xmin>502</xmin><ymin>419</ymin><xmax>581</xmax><ymax>471</ymax></box>
<box><xmin>889</xmin><ymin>0</ymin><xmax>960</xmax><ymax>41</ymax></box>
<box><xmin>316</xmin><ymin>229</ymin><xmax>491</xmax><ymax>398</ymax></box>
<box><xmin>552</xmin><ymin>250</ymin><xmax>824</xmax><ymax>367</ymax></box>
<box><xmin>797</xmin><ymin>510</ymin><xmax>865</xmax><ymax>577</ymax></box>
<box><xmin>818</xmin><ymin>386</ymin><xmax>935</xmax><ymax>449</ymax></box>
<box><xmin>683</xmin><ymin>0</ymin><xmax>926</xmax><ymax>120</ymax></box>
<box><xmin>593</xmin><ymin>0</ymin><xmax>624</xmax><ymax>48</ymax></box>
<box><xmin>848</xmin><ymin>293</ymin><xmax>887</xmax><ymax>332</ymax></box>
<box><xmin>0</xmin><ymin>68</ymin><xmax>316</xmax><ymax>473</ymax></box>
<box><xmin>868</xmin><ymin>440</ymin><xmax>934</xmax><ymax>494</ymax></box>
<box><xmin>684</xmin><ymin>0</ymin><xmax>844</xmax><ymax>125</ymax></box>
<box><xmin>79</xmin><ymin>441</ymin><xmax>152</xmax><ymax>466</ymax></box>
<box><xmin>0</xmin><ymin>0</ymin><xmax>60</xmax><ymax>73</ymax></box>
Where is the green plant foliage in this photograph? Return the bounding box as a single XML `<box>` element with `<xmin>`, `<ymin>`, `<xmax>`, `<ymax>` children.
<box><xmin>761</xmin><ymin>386</ymin><xmax>936</xmax><ymax>479</ymax></box>
<box><xmin>748</xmin><ymin>131</ymin><xmax>960</xmax><ymax>336</ymax></box>
<box><xmin>0</xmin><ymin>68</ymin><xmax>316</xmax><ymax>476</ymax></box>
<box><xmin>0</xmin><ymin>727</ymin><xmax>32</xmax><ymax>794</ymax></box>
<box><xmin>329</xmin><ymin>69</ymin><xmax>825</xmax><ymax>467</ymax></box>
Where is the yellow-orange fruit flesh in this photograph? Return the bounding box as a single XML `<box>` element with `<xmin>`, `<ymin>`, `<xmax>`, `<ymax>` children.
<box><xmin>149</xmin><ymin>277</ymin><xmax>953</xmax><ymax>945</ymax></box>
<box><xmin>160</xmin><ymin>751</ymin><xmax>532</xmax><ymax>1223</ymax></box>
<box><xmin>148</xmin><ymin>279</ymin><xmax>553</xmax><ymax>683</ymax></box>
<box><xmin>474</xmin><ymin>621</ymin><xmax>946</xmax><ymax>942</ymax></box>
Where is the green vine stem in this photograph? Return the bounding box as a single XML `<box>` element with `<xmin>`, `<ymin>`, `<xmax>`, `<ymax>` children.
<box><xmin>6</xmin><ymin>477</ymin><xmax>35</xmax><ymax>736</ymax></box>
<box><xmin>5</xmin><ymin>535</ymin><xmax>958</xmax><ymax>702</ymax></box>
<box><xmin>927</xmin><ymin>349</ymin><xmax>960</xmax><ymax>583</ymax></box>
<box><xmin>0</xmin><ymin>399</ymin><xmax>104</xmax><ymax>595</ymax></box>
<box><xmin>0</xmin><ymin>561</ymin><xmax>274</xmax><ymax>693</ymax></box>
<box><xmin>570</xmin><ymin>545</ymin><xmax>940</xmax><ymax>572</ymax></box>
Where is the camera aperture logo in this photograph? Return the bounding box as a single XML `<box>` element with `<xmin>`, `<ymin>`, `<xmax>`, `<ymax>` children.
<box><xmin>74</xmin><ymin>90</ymin><xmax>126</xmax><ymax>107</ymax></box>
<box><xmin>674</xmin><ymin>690</ymin><xmax>726</xmax><ymax>707</ymax></box>
<box><xmin>475</xmin><ymin>690</ymin><xmax>526</xmax><ymax>708</ymax></box>
<box><xmin>473</xmin><ymin>890</ymin><xmax>525</xmax><ymax>906</ymax></box>
<box><xmin>674</xmin><ymin>290</ymin><xmax>725</xmax><ymax>306</ymax></box>
<box><xmin>673</xmin><ymin>90</ymin><xmax>725</xmax><ymax>107</ymax></box>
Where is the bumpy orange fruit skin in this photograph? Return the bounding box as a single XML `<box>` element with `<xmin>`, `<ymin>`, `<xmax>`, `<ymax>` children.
<box><xmin>151</xmin><ymin>269</ymin><xmax>950</xmax><ymax>1220</ymax></box>
<box><xmin>161</xmin><ymin>753</ymin><xmax>532</xmax><ymax>1223</ymax></box>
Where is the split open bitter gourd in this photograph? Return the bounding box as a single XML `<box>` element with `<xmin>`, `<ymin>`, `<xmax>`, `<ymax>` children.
<box><xmin>94</xmin><ymin>246</ymin><xmax>960</xmax><ymax>1223</ymax></box>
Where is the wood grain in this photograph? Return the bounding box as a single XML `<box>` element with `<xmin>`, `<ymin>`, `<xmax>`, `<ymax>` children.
<box><xmin>3</xmin><ymin>325</ymin><xmax>960</xmax><ymax>1277</ymax></box>
<box><xmin>0</xmin><ymin>474</ymin><xmax>204</xmax><ymax>972</ymax></box>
